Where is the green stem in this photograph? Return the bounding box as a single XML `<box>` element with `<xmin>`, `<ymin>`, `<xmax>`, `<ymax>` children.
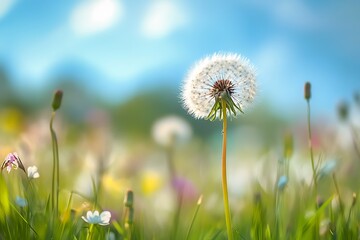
<box><xmin>50</xmin><ymin>111</ymin><xmax>60</xmax><ymax>220</ymax></box>
<box><xmin>306</xmin><ymin>100</ymin><xmax>317</xmax><ymax>193</ymax></box>
<box><xmin>86</xmin><ymin>224</ymin><xmax>94</xmax><ymax>240</ymax></box>
<box><xmin>185</xmin><ymin>196</ymin><xmax>202</xmax><ymax>240</ymax></box>
<box><xmin>221</xmin><ymin>99</ymin><xmax>234</xmax><ymax>240</ymax></box>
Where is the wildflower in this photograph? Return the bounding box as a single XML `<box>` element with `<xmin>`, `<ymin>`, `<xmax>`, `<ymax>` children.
<box><xmin>81</xmin><ymin>210</ymin><xmax>111</xmax><ymax>225</ymax></box>
<box><xmin>277</xmin><ymin>175</ymin><xmax>288</xmax><ymax>191</ymax></box>
<box><xmin>1</xmin><ymin>152</ymin><xmax>26</xmax><ymax>173</ymax></box>
<box><xmin>27</xmin><ymin>166</ymin><xmax>40</xmax><ymax>179</ymax></box>
<box><xmin>171</xmin><ymin>176</ymin><xmax>198</xmax><ymax>202</ymax></box>
<box><xmin>152</xmin><ymin>115</ymin><xmax>192</xmax><ymax>147</ymax></box>
<box><xmin>318</xmin><ymin>160</ymin><xmax>337</xmax><ymax>180</ymax></box>
<box><xmin>181</xmin><ymin>53</ymin><xmax>256</xmax><ymax>120</ymax></box>
<box><xmin>15</xmin><ymin>196</ymin><xmax>27</xmax><ymax>207</ymax></box>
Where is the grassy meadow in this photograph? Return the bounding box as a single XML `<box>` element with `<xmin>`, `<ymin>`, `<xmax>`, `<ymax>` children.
<box><xmin>0</xmin><ymin>81</ymin><xmax>360</xmax><ymax>240</ymax></box>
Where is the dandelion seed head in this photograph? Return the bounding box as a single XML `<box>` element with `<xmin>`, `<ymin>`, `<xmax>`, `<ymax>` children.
<box><xmin>152</xmin><ymin>115</ymin><xmax>192</xmax><ymax>147</ymax></box>
<box><xmin>181</xmin><ymin>53</ymin><xmax>257</xmax><ymax>119</ymax></box>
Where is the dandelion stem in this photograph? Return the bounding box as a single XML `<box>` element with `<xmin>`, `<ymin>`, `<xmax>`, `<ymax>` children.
<box><xmin>221</xmin><ymin>99</ymin><xmax>233</xmax><ymax>240</ymax></box>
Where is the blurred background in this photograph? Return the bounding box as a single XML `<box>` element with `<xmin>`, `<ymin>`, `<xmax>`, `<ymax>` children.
<box><xmin>0</xmin><ymin>0</ymin><xmax>360</xmax><ymax>229</ymax></box>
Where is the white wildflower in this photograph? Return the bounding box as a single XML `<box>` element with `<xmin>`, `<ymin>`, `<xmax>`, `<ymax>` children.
<box><xmin>82</xmin><ymin>210</ymin><xmax>111</xmax><ymax>225</ymax></box>
<box><xmin>27</xmin><ymin>166</ymin><xmax>40</xmax><ymax>179</ymax></box>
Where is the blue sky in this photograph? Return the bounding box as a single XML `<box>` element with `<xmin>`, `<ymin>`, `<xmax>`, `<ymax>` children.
<box><xmin>0</xmin><ymin>0</ymin><xmax>359</xmax><ymax>117</ymax></box>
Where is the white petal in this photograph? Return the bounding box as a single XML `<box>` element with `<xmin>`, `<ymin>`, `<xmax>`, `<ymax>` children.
<box><xmin>33</xmin><ymin>172</ymin><xmax>40</xmax><ymax>178</ymax></box>
<box><xmin>81</xmin><ymin>216</ymin><xmax>89</xmax><ymax>223</ymax></box>
<box><xmin>86</xmin><ymin>210</ymin><xmax>93</xmax><ymax>219</ymax></box>
<box><xmin>100</xmin><ymin>211</ymin><xmax>111</xmax><ymax>225</ymax></box>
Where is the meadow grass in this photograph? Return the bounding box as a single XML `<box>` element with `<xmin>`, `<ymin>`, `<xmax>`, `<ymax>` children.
<box><xmin>0</xmin><ymin>84</ymin><xmax>360</xmax><ymax>240</ymax></box>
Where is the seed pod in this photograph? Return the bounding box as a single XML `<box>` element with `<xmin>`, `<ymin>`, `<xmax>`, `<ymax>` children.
<box><xmin>304</xmin><ymin>82</ymin><xmax>311</xmax><ymax>100</ymax></box>
<box><xmin>52</xmin><ymin>90</ymin><xmax>63</xmax><ymax>111</ymax></box>
<box><xmin>337</xmin><ymin>101</ymin><xmax>349</xmax><ymax>121</ymax></box>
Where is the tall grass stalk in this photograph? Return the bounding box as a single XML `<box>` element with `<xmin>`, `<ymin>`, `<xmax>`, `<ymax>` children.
<box><xmin>306</xmin><ymin>97</ymin><xmax>317</xmax><ymax>193</ymax></box>
<box><xmin>185</xmin><ymin>195</ymin><xmax>203</xmax><ymax>240</ymax></box>
<box><xmin>50</xmin><ymin>111</ymin><xmax>59</xmax><ymax>216</ymax></box>
<box><xmin>50</xmin><ymin>90</ymin><xmax>63</xmax><ymax>220</ymax></box>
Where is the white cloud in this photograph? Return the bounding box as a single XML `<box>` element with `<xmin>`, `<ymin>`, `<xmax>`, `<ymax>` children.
<box><xmin>141</xmin><ymin>1</ymin><xmax>187</xmax><ymax>39</ymax></box>
<box><xmin>70</xmin><ymin>0</ymin><xmax>123</xmax><ymax>36</ymax></box>
<box><xmin>245</xmin><ymin>1</ymin><xmax>320</xmax><ymax>30</ymax></box>
<box><xmin>274</xmin><ymin>1</ymin><xmax>320</xmax><ymax>29</ymax></box>
<box><xmin>0</xmin><ymin>0</ymin><xmax>16</xmax><ymax>19</ymax></box>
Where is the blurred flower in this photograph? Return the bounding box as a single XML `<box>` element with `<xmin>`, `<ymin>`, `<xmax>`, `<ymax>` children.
<box><xmin>81</xmin><ymin>210</ymin><xmax>111</xmax><ymax>225</ymax></box>
<box><xmin>1</xmin><ymin>152</ymin><xmax>26</xmax><ymax>173</ymax></box>
<box><xmin>181</xmin><ymin>53</ymin><xmax>256</xmax><ymax>119</ymax></box>
<box><xmin>141</xmin><ymin>170</ymin><xmax>163</xmax><ymax>195</ymax></box>
<box><xmin>102</xmin><ymin>175</ymin><xmax>127</xmax><ymax>195</ymax></box>
<box><xmin>277</xmin><ymin>175</ymin><xmax>288</xmax><ymax>191</ymax></box>
<box><xmin>152</xmin><ymin>115</ymin><xmax>192</xmax><ymax>147</ymax></box>
<box><xmin>15</xmin><ymin>196</ymin><xmax>27</xmax><ymax>207</ymax></box>
<box><xmin>171</xmin><ymin>176</ymin><xmax>198</xmax><ymax>202</ymax></box>
<box><xmin>27</xmin><ymin>166</ymin><xmax>40</xmax><ymax>179</ymax></box>
<box><xmin>318</xmin><ymin>159</ymin><xmax>337</xmax><ymax>180</ymax></box>
<box><xmin>0</xmin><ymin>108</ymin><xmax>23</xmax><ymax>135</ymax></box>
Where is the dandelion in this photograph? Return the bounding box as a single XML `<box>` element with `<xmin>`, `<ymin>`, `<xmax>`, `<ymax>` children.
<box><xmin>181</xmin><ymin>52</ymin><xmax>257</xmax><ymax>240</ymax></box>
<box><xmin>181</xmin><ymin>53</ymin><xmax>256</xmax><ymax>120</ymax></box>
<box><xmin>1</xmin><ymin>152</ymin><xmax>26</xmax><ymax>173</ymax></box>
<box><xmin>81</xmin><ymin>210</ymin><xmax>111</xmax><ymax>226</ymax></box>
<box><xmin>27</xmin><ymin>166</ymin><xmax>40</xmax><ymax>179</ymax></box>
<box><xmin>15</xmin><ymin>196</ymin><xmax>27</xmax><ymax>207</ymax></box>
<box><xmin>152</xmin><ymin>115</ymin><xmax>192</xmax><ymax>147</ymax></box>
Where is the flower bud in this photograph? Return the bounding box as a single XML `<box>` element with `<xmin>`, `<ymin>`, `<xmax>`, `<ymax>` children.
<box><xmin>304</xmin><ymin>82</ymin><xmax>311</xmax><ymax>100</ymax></box>
<box><xmin>352</xmin><ymin>192</ymin><xmax>357</xmax><ymax>207</ymax></box>
<box><xmin>52</xmin><ymin>90</ymin><xmax>63</xmax><ymax>111</ymax></box>
<box><xmin>337</xmin><ymin>101</ymin><xmax>349</xmax><ymax>121</ymax></box>
<box><xmin>124</xmin><ymin>190</ymin><xmax>134</xmax><ymax>208</ymax></box>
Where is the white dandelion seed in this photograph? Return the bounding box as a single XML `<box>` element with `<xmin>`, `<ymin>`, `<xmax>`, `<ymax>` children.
<box><xmin>181</xmin><ymin>53</ymin><xmax>257</xmax><ymax>120</ymax></box>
